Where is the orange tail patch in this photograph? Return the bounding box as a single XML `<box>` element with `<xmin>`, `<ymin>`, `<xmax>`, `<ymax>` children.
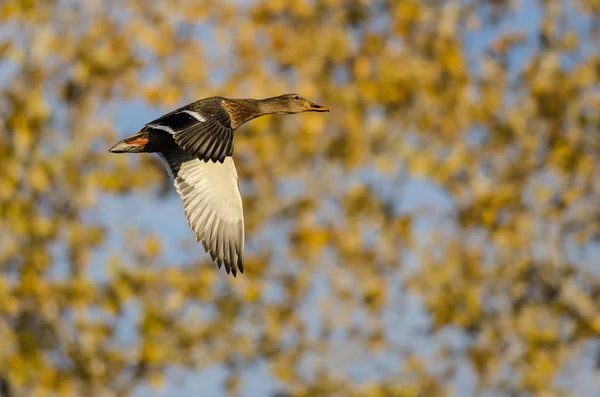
<box><xmin>126</xmin><ymin>136</ymin><xmax>149</xmax><ymax>145</ymax></box>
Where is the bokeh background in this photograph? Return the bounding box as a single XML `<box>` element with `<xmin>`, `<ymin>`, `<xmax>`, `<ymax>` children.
<box><xmin>2</xmin><ymin>0</ymin><xmax>600</xmax><ymax>396</ymax></box>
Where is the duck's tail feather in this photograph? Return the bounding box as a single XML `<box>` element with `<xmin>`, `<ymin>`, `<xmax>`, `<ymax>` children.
<box><xmin>109</xmin><ymin>128</ymin><xmax>178</xmax><ymax>153</ymax></box>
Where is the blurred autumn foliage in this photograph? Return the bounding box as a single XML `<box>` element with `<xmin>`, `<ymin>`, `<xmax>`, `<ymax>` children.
<box><xmin>2</xmin><ymin>0</ymin><xmax>600</xmax><ymax>396</ymax></box>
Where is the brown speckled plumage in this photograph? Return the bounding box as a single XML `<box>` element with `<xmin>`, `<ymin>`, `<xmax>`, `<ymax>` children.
<box><xmin>221</xmin><ymin>98</ymin><xmax>260</xmax><ymax>130</ymax></box>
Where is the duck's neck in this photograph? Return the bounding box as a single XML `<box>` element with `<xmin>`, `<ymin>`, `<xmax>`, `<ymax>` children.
<box><xmin>256</xmin><ymin>97</ymin><xmax>291</xmax><ymax>115</ymax></box>
<box><xmin>223</xmin><ymin>97</ymin><xmax>287</xmax><ymax>129</ymax></box>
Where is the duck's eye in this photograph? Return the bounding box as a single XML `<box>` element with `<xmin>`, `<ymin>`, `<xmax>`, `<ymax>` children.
<box><xmin>294</xmin><ymin>96</ymin><xmax>300</xmax><ymax>100</ymax></box>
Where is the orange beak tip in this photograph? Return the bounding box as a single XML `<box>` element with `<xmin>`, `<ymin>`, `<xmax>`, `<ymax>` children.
<box><xmin>307</xmin><ymin>103</ymin><xmax>329</xmax><ymax>112</ymax></box>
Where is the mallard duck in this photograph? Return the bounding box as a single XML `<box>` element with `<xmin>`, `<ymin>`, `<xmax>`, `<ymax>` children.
<box><xmin>109</xmin><ymin>94</ymin><xmax>329</xmax><ymax>276</ymax></box>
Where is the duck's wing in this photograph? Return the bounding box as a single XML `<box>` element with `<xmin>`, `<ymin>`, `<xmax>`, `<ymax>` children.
<box><xmin>158</xmin><ymin>151</ymin><xmax>244</xmax><ymax>276</ymax></box>
<box><xmin>147</xmin><ymin>99</ymin><xmax>233</xmax><ymax>163</ymax></box>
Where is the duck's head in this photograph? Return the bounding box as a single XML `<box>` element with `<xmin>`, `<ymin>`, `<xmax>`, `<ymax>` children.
<box><xmin>259</xmin><ymin>93</ymin><xmax>329</xmax><ymax>114</ymax></box>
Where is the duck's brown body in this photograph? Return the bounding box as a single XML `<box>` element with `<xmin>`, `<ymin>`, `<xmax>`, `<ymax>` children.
<box><xmin>109</xmin><ymin>94</ymin><xmax>328</xmax><ymax>276</ymax></box>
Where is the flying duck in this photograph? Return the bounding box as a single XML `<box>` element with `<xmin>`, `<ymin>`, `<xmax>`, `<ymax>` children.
<box><xmin>109</xmin><ymin>94</ymin><xmax>329</xmax><ymax>276</ymax></box>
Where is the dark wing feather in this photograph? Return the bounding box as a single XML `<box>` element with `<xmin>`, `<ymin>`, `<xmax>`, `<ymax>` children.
<box><xmin>176</xmin><ymin>117</ymin><xmax>233</xmax><ymax>163</ymax></box>
<box><xmin>146</xmin><ymin>99</ymin><xmax>234</xmax><ymax>163</ymax></box>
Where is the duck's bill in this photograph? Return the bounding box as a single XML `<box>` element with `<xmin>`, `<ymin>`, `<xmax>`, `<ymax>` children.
<box><xmin>306</xmin><ymin>102</ymin><xmax>329</xmax><ymax>112</ymax></box>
